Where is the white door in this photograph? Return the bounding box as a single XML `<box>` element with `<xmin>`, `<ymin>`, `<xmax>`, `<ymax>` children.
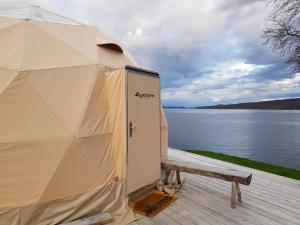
<box><xmin>126</xmin><ymin>66</ymin><xmax>161</xmax><ymax>194</ymax></box>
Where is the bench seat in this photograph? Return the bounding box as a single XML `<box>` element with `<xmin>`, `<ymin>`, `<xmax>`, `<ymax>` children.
<box><xmin>161</xmin><ymin>159</ymin><xmax>252</xmax><ymax>208</ymax></box>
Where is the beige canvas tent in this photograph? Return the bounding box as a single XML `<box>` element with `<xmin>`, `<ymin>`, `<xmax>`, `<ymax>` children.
<box><xmin>0</xmin><ymin>6</ymin><xmax>168</xmax><ymax>225</ymax></box>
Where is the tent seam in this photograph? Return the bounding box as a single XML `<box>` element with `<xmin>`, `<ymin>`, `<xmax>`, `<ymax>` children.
<box><xmin>29</xmin><ymin>139</ymin><xmax>78</xmax><ymax>209</ymax></box>
<box><xmin>25</xmin><ymin>75</ymin><xmax>74</xmax><ymax>137</ymax></box>
<box><xmin>0</xmin><ymin>70</ymin><xmax>20</xmax><ymax>97</ymax></box>
<box><xmin>0</xmin><ymin>63</ymin><xmax>125</xmax><ymax>73</ymax></box>
<box><xmin>73</xmin><ymin>137</ymin><xmax>115</xmax><ymax>181</ymax></box>
<box><xmin>19</xmin><ymin>21</ymin><xmax>27</xmax><ymax>71</ymax></box>
<box><xmin>0</xmin><ymin>137</ymin><xmax>73</xmax><ymax>144</ymax></box>
<box><xmin>74</xmin><ymin>65</ymin><xmax>99</xmax><ymax>137</ymax></box>
<box><xmin>0</xmin><ymin>133</ymin><xmax>114</xmax><ymax>144</ymax></box>
<box><xmin>30</xmin><ymin>22</ymin><xmax>98</xmax><ymax>63</ymax></box>
<box><xmin>0</xmin><ymin>178</ymin><xmax>126</xmax><ymax>211</ymax></box>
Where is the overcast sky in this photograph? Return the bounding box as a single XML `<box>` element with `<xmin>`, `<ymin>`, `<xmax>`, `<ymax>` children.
<box><xmin>2</xmin><ymin>0</ymin><xmax>300</xmax><ymax>106</ymax></box>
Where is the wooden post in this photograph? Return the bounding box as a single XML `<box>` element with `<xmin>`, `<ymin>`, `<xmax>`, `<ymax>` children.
<box><xmin>164</xmin><ymin>170</ymin><xmax>171</xmax><ymax>184</ymax></box>
<box><xmin>176</xmin><ymin>171</ymin><xmax>181</xmax><ymax>185</ymax></box>
<box><xmin>231</xmin><ymin>182</ymin><xmax>237</xmax><ymax>208</ymax></box>
<box><xmin>236</xmin><ymin>182</ymin><xmax>242</xmax><ymax>202</ymax></box>
<box><xmin>168</xmin><ymin>170</ymin><xmax>175</xmax><ymax>185</ymax></box>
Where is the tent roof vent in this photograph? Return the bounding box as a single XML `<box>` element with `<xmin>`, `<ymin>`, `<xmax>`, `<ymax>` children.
<box><xmin>97</xmin><ymin>43</ymin><xmax>124</xmax><ymax>54</ymax></box>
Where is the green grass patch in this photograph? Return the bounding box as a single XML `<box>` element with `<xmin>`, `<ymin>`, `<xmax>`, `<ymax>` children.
<box><xmin>186</xmin><ymin>150</ymin><xmax>300</xmax><ymax>180</ymax></box>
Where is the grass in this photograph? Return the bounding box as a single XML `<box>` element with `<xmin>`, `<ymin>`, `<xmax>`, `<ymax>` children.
<box><xmin>186</xmin><ymin>150</ymin><xmax>300</xmax><ymax>180</ymax></box>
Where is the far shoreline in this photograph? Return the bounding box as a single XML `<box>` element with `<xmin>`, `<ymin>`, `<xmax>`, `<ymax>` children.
<box><xmin>164</xmin><ymin>97</ymin><xmax>300</xmax><ymax>110</ymax></box>
<box><xmin>164</xmin><ymin>107</ymin><xmax>300</xmax><ymax>110</ymax></box>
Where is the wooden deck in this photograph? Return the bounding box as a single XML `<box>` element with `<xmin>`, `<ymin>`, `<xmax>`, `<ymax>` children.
<box><xmin>131</xmin><ymin>148</ymin><xmax>300</xmax><ymax>225</ymax></box>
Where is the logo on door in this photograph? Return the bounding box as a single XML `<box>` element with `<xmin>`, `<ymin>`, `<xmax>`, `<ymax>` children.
<box><xmin>135</xmin><ymin>92</ymin><xmax>155</xmax><ymax>98</ymax></box>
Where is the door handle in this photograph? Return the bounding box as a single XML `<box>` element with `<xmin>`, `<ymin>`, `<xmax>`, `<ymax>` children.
<box><xmin>129</xmin><ymin>122</ymin><xmax>138</xmax><ymax>137</ymax></box>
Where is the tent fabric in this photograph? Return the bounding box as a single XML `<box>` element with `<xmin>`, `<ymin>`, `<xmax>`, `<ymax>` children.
<box><xmin>0</xmin><ymin>5</ymin><xmax>82</xmax><ymax>25</ymax></box>
<box><xmin>0</xmin><ymin>12</ymin><xmax>168</xmax><ymax>225</ymax></box>
<box><xmin>0</xmin><ymin>19</ymin><xmax>132</xmax><ymax>70</ymax></box>
<box><xmin>0</xmin><ymin>181</ymin><xmax>135</xmax><ymax>225</ymax></box>
<box><xmin>160</xmin><ymin>108</ymin><xmax>168</xmax><ymax>162</ymax></box>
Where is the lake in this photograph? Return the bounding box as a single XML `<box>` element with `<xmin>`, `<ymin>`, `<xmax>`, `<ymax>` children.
<box><xmin>164</xmin><ymin>109</ymin><xmax>300</xmax><ymax>169</ymax></box>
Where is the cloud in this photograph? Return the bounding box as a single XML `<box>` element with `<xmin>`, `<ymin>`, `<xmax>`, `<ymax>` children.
<box><xmin>162</xmin><ymin>60</ymin><xmax>300</xmax><ymax>106</ymax></box>
<box><xmin>1</xmin><ymin>0</ymin><xmax>299</xmax><ymax>106</ymax></box>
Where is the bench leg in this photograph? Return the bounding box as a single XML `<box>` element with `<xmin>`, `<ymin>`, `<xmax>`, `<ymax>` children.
<box><xmin>176</xmin><ymin>171</ymin><xmax>181</xmax><ymax>185</ymax></box>
<box><xmin>164</xmin><ymin>170</ymin><xmax>170</xmax><ymax>183</ymax></box>
<box><xmin>231</xmin><ymin>182</ymin><xmax>237</xmax><ymax>208</ymax></box>
<box><xmin>168</xmin><ymin>170</ymin><xmax>175</xmax><ymax>185</ymax></box>
<box><xmin>236</xmin><ymin>182</ymin><xmax>242</xmax><ymax>202</ymax></box>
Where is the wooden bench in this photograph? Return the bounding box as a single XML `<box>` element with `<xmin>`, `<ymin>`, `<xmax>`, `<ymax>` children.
<box><xmin>161</xmin><ymin>160</ymin><xmax>252</xmax><ymax>208</ymax></box>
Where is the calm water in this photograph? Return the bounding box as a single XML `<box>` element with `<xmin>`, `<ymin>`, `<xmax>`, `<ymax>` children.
<box><xmin>165</xmin><ymin>109</ymin><xmax>300</xmax><ymax>169</ymax></box>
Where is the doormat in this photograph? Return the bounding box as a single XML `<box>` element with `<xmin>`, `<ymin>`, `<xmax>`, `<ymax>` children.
<box><xmin>129</xmin><ymin>191</ymin><xmax>176</xmax><ymax>217</ymax></box>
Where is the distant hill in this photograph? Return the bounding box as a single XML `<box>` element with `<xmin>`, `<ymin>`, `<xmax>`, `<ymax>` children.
<box><xmin>163</xmin><ymin>106</ymin><xmax>186</xmax><ymax>109</ymax></box>
<box><xmin>196</xmin><ymin>98</ymin><xmax>300</xmax><ymax>110</ymax></box>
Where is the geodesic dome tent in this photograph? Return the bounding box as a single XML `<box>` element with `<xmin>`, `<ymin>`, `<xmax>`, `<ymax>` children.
<box><xmin>0</xmin><ymin>6</ymin><xmax>168</xmax><ymax>225</ymax></box>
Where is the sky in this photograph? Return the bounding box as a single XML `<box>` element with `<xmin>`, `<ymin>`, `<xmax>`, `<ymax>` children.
<box><xmin>1</xmin><ymin>0</ymin><xmax>300</xmax><ymax>107</ymax></box>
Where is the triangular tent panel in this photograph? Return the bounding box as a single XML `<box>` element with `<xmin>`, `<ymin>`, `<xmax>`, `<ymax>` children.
<box><xmin>27</xmin><ymin>65</ymin><xmax>98</xmax><ymax>135</ymax></box>
<box><xmin>0</xmin><ymin>72</ymin><xmax>71</xmax><ymax>140</ymax></box>
<box><xmin>0</xmin><ymin>68</ymin><xmax>18</xmax><ymax>94</ymax></box>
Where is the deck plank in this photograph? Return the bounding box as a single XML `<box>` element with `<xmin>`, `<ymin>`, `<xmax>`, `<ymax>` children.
<box><xmin>131</xmin><ymin>148</ymin><xmax>300</xmax><ymax>225</ymax></box>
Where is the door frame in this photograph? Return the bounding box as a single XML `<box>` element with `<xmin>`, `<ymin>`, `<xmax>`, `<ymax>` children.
<box><xmin>125</xmin><ymin>65</ymin><xmax>161</xmax><ymax>195</ymax></box>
